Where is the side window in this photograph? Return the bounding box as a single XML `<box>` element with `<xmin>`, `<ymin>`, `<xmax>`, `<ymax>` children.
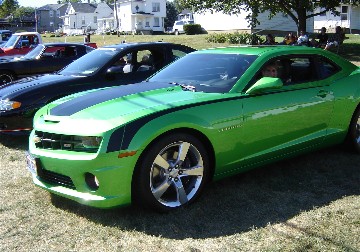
<box><xmin>287</xmin><ymin>57</ymin><xmax>314</xmax><ymax>84</ymax></box>
<box><xmin>136</xmin><ymin>49</ymin><xmax>154</xmax><ymax>72</ymax></box>
<box><xmin>317</xmin><ymin>56</ymin><xmax>340</xmax><ymax>79</ymax></box>
<box><xmin>44</xmin><ymin>46</ymin><xmax>65</xmax><ymax>58</ymax></box>
<box><xmin>256</xmin><ymin>56</ymin><xmax>314</xmax><ymax>86</ymax></box>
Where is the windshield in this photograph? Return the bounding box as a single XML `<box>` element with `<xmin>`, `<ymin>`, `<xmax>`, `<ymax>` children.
<box><xmin>148</xmin><ymin>53</ymin><xmax>257</xmax><ymax>93</ymax></box>
<box><xmin>2</xmin><ymin>34</ymin><xmax>19</xmax><ymax>48</ymax></box>
<box><xmin>60</xmin><ymin>48</ymin><xmax>118</xmax><ymax>76</ymax></box>
<box><xmin>22</xmin><ymin>44</ymin><xmax>44</xmax><ymax>59</ymax></box>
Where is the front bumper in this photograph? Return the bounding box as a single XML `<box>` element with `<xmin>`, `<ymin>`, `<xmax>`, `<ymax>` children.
<box><xmin>27</xmin><ymin>149</ymin><xmax>139</xmax><ymax>209</ymax></box>
<box><xmin>0</xmin><ymin>112</ymin><xmax>33</xmax><ymax>133</ymax></box>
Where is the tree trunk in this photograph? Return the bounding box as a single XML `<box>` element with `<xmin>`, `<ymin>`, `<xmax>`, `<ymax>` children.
<box><xmin>114</xmin><ymin>0</ymin><xmax>120</xmax><ymax>37</ymax></box>
<box><xmin>297</xmin><ymin>8</ymin><xmax>307</xmax><ymax>34</ymax></box>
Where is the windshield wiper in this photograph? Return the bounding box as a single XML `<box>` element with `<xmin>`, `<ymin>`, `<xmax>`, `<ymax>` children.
<box><xmin>170</xmin><ymin>82</ymin><xmax>196</xmax><ymax>92</ymax></box>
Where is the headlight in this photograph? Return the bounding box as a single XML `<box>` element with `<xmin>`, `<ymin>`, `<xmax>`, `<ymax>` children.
<box><xmin>73</xmin><ymin>136</ymin><xmax>102</xmax><ymax>151</ymax></box>
<box><xmin>0</xmin><ymin>99</ymin><xmax>21</xmax><ymax>111</ymax></box>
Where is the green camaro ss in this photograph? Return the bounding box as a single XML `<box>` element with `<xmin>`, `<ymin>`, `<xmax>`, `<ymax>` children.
<box><xmin>27</xmin><ymin>46</ymin><xmax>360</xmax><ymax>212</ymax></box>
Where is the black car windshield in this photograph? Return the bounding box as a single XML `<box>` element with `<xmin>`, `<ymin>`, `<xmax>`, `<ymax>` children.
<box><xmin>148</xmin><ymin>53</ymin><xmax>257</xmax><ymax>93</ymax></box>
<box><xmin>22</xmin><ymin>44</ymin><xmax>44</xmax><ymax>59</ymax></box>
<box><xmin>59</xmin><ymin>48</ymin><xmax>118</xmax><ymax>76</ymax></box>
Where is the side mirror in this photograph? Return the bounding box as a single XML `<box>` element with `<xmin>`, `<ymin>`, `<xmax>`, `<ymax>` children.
<box><xmin>246</xmin><ymin>77</ymin><xmax>283</xmax><ymax>94</ymax></box>
<box><xmin>106</xmin><ymin>66</ymin><xmax>124</xmax><ymax>74</ymax></box>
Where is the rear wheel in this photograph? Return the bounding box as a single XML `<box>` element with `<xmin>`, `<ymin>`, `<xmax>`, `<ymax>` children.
<box><xmin>0</xmin><ymin>71</ymin><xmax>14</xmax><ymax>84</ymax></box>
<box><xmin>133</xmin><ymin>133</ymin><xmax>209</xmax><ymax>212</ymax></box>
<box><xmin>345</xmin><ymin>106</ymin><xmax>360</xmax><ymax>153</ymax></box>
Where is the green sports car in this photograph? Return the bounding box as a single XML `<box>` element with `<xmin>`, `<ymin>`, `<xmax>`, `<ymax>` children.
<box><xmin>27</xmin><ymin>46</ymin><xmax>360</xmax><ymax>212</ymax></box>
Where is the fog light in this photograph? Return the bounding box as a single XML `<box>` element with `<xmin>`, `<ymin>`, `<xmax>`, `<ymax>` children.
<box><xmin>85</xmin><ymin>173</ymin><xmax>99</xmax><ymax>190</ymax></box>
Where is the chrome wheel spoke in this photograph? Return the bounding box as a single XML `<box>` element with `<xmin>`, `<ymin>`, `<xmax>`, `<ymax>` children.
<box><xmin>177</xmin><ymin>142</ymin><xmax>190</xmax><ymax>163</ymax></box>
<box><xmin>152</xmin><ymin>180</ymin><xmax>171</xmax><ymax>200</ymax></box>
<box><xmin>174</xmin><ymin>179</ymin><xmax>188</xmax><ymax>204</ymax></box>
<box><xmin>181</xmin><ymin>165</ymin><xmax>204</xmax><ymax>176</ymax></box>
<box><xmin>154</xmin><ymin>154</ymin><xmax>170</xmax><ymax>170</ymax></box>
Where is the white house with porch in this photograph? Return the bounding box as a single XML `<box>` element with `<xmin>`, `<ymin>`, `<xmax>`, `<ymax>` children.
<box><xmin>61</xmin><ymin>2</ymin><xmax>113</xmax><ymax>35</ymax></box>
<box><xmin>314</xmin><ymin>4</ymin><xmax>360</xmax><ymax>33</ymax></box>
<box><xmin>114</xmin><ymin>0</ymin><xmax>166</xmax><ymax>34</ymax></box>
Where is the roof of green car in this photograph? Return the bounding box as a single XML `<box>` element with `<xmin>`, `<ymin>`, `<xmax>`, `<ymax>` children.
<box><xmin>195</xmin><ymin>45</ymin><xmax>324</xmax><ymax>55</ymax></box>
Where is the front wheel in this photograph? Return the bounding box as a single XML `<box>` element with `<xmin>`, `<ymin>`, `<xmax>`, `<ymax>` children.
<box><xmin>345</xmin><ymin>106</ymin><xmax>360</xmax><ymax>153</ymax></box>
<box><xmin>133</xmin><ymin>133</ymin><xmax>210</xmax><ymax>212</ymax></box>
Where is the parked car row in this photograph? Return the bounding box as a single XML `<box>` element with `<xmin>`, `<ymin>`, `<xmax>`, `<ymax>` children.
<box><xmin>0</xmin><ymin>43</ymin><xmax>96</xmax><ymax>84</ymax></box>
<box><xmin>1</xmin><ymin>41</ymin><xmax>360</xmax><ymax>213</ymax></box>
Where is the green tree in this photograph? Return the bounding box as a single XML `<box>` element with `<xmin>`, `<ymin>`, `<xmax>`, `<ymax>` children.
<box><xmin>165</xmin><ymin>1</ymin><xmax>179</xmax><ymax>30</ymax></box>
<box><xmin>14</xmin><ymin>6</ymin><xmax>35</xmax><ymax>19</ymax></box>
<box><xmin>0</xmin><ymin>0</ymin><xmax>19</xmax><ymax>18</ymax></box>
<box><xmin>173</xmin><ymin>0</ymin><xmax>185</xmax><ymax>13</ymax></box>
<box><xmin>177</xmin><ymin>0</ymin><xmax>358</xmax><ymax>33</ymax></box>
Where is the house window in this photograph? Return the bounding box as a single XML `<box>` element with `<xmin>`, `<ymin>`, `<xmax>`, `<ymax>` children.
<box><xmin>56</xmin><ymin>10</ymin><xmax>60</xmax><ymax>17</ymax></box>
<box><xmin>94</xmin><ymin>16</ymin><xmax>97</xmax><ymax>23</ymax></box>
<box><xmin>152</xmin><ymin>2</ymin><xmax>160</xmax><ymax>12</ymax></box>
<box><xmin>49</xmin><ymin>10</ymin><xmax>54</xmax><ymax>17</ymax></box>
<box><xmin>341</xmin><ymin>6</ymin><xmax>348</xmax><ymax>20</ymax></box>
<box><xmin>145</xmin><ymin>17</ymin><xmax>150</xmax><ymax>27</ymax></box>
<box><xmin>50</xmin><ymin>21</ymin><xmax>54</xmax><ymax>27</ymax></box>
<box><xmin>154</xmin><ymin>17</ymin><xmax>159</xmax><ymax>27</ymax></box>
<box><xmin>82</xmin><ymin>16</ymin><xmax>85</xmax><ymax>25</ymax></box>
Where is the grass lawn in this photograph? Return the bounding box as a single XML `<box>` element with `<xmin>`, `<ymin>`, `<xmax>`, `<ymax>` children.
<box><xmin>0</xmin><ymin>34</ymin><xmax>359</xmax><ymax>251</ymax></box>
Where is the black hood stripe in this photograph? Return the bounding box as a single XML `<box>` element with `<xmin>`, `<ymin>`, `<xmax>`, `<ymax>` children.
<box><xmin>50</xmin><ymin>82</ymin><xmax>173</xmax><ymax>116</ymax></box>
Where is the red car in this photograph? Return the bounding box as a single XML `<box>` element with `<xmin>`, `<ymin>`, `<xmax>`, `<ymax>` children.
<box><xmin>0</xmin><ymin>32</ymin><xmax>43</xmax><ymax>57</ymax></box>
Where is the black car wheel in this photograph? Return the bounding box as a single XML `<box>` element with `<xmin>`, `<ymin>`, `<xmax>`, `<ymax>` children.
<box><xmin>0</xmin><ymin>71</ymin><xmax>14</xmax><ymax>84</ymax></box>
<box><xmin>133</xmin><ymin>133</ymin><xmax>209</xmax><ymax>212</ymax></box>
<box><xmin>345</xmin><ymin>106</ymin><xmax>360</xmax><ymax>153</ymax></box>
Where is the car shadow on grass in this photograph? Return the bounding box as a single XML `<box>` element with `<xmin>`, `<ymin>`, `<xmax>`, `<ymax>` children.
<box><xmin>49</xmin><ymin>146</ymin><xmax>360</xmax><ymax>240</ymax></box>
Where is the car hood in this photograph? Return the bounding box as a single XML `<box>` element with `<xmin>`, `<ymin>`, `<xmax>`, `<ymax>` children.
<box><xmin>0</xmin><ymin>74</ymin><xmax>75</xmax><ymax>98</ymax></box>
<box><xmin>35</xmin><ymin>82</ymin><xmax>224</xmax><ymax>135</ymax></box>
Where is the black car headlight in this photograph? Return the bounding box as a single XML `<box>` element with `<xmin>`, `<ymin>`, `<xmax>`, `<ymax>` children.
<box><xmin>0</xmin><ymin>99</ymin><xmax>21</xmax><ymax>111</ymax></box>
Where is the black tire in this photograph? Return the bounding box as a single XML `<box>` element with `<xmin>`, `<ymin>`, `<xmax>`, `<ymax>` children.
<box><xmin>345</xmin><ymin>106</ymin><xmax>360</xmax><ymax>153</ymax></box>
<box><xmin>133</xmin><ymin>133</ymin><xmax>209</xmax><ymax>212</ymax></box>
<box><xmin>0</xmin><ymin>71</ymin><xmax>14</xmax><ymax>84</ymax></box>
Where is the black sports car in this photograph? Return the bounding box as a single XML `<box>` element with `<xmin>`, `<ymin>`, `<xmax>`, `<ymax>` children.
<box><xmin>0</xmin><ymin>43</ymin><xmax>95</xmax><ymax>84</ymax></box>
<box><xmin>0</xmin><ymin>42</ymin><xmax>195</xmax><ymax>134</ymax></box>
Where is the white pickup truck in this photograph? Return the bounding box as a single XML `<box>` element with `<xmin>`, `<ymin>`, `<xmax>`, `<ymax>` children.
<box><xmin>172</xmin><ymin>20</ymin><xmax>194</xmax><ymax>35</ymax></box>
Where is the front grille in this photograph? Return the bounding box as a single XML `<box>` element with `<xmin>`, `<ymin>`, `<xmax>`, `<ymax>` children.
<box><xmin>34</xmin><ymin>131</ymin><xmax>98</xmax><ymax>153</ymax></box>
<box><xmin>34</xmin><ymin>131</ymin><xmax>80</xmax><ymax>151</ymax></box>
<box><xmin>38</xmin><ymin>167</ymin><xmax>76</xmax><ymax>190</ymax></box>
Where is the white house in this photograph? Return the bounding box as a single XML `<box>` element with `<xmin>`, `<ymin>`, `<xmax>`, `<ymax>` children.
<box><xmin>61</xmin><ymin>2</ymin><xmax>113</xmax><ymax>35</ymax></box>
<box><xmin>113</xmin><ymin>0</ymin><xmax>166</xmax><ymax>34</ymax></box>
<box><xmin>193</xmin><ymin>10</ymin><xmax>314</xmax><ymax>35</ymax></box>
<box><xmin>314</xmin><ymin>4</ymin><xmax>360</xmax><ymax>33</ymax></box>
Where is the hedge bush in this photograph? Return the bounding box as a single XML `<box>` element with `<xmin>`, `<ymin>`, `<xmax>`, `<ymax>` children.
<box><xmin>183</xmin><ymin>24</ymin><xmax>203</xmax><ymax>35</ymax></box>
<box><xmin>205</xmin><ymin>32</ymin><xmax>264</xmax><ymax>45</ymax></box>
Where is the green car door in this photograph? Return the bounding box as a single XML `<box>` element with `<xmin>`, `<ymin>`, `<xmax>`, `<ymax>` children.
<box><xmin>239</xmin><ymin>56</ymin><xmax>335</xmax><ymax>166</ymax></box>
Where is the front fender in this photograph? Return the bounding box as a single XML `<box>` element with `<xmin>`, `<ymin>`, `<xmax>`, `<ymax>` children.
<box><xmin>126</xmin><ymin>111</ymin><xmax>214</xmax><ymax>154</ymax></box>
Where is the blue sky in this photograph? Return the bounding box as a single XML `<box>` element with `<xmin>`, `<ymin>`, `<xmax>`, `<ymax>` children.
<box><xmin>17</xmin><ymin>0</ymin><xmax>65</xmax><ymax>8</ymax></box>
